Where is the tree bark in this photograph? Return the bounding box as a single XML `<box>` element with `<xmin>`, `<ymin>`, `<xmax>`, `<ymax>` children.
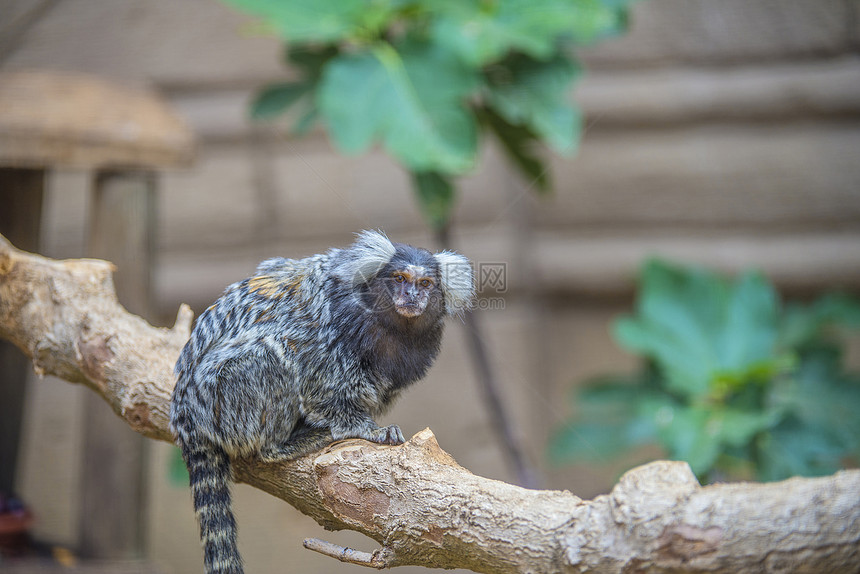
<box><xmin>1</xmin><ymin>233</ymin><xmax>858</xmax><ymax>574</ymax></box>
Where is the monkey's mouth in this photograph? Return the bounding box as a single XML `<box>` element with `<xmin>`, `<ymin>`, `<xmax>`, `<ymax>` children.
<box><xmin>394</xmin><ymin>301</ymin><xmax>424</xmax><ymax>317</ymax></box>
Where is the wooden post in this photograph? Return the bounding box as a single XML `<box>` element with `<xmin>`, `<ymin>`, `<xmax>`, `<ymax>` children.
<box><xmin>0</xmin><ymin>70</ymin><xmax>193</xmax><ymax>562</ymax></box>
<box><xmin>78</xmin><ymin>170</ymin><xmax>156</xmax><ymax>559</ymax></box>
<box><xmin>0</xmin><ymin>168</ymin><xmax>44</xmax><ymax>497</ymax></box>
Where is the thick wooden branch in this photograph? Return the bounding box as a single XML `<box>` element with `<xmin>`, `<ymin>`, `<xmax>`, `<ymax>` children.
<box><xmin>1</xmin><ymin>233</ymin><xmax>858</xmax><ymax>573</ymax></box>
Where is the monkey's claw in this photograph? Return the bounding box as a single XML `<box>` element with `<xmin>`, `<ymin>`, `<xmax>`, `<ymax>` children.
<box><xmin>372</xmin><ymin>424</ymin><xmax>405</xmax><ymax>446</ymax></box>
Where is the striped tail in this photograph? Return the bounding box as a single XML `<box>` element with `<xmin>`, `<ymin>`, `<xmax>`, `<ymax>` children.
<box><xmin>179</xmin><ymin>437</ymin><xmax>243</xmax><ymax>574</ymax></box>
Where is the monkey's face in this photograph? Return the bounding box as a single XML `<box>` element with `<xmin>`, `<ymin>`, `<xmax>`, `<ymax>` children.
<box><xmin>357</xmin><ymin>244</ymin><xmax>446</xmax><ymax>325</ymax></box>
<box><xmin>388</xmin><ymin>265</ymin><xmax>437</xmax><ymax>318</ymax></box>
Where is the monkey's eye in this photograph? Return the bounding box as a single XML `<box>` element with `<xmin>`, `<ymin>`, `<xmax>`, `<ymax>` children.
<box><xmin>419</xmin><ymin>278</ymin><xmax>433</xmax><ymax>288</ymax></box>
<box><xmin>393</xmin><ymin>273</ymin><xmax>406</xmax><ymax>283</ymax></box>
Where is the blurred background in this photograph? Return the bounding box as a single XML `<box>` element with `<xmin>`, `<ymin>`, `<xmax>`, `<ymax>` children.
<box><xmin>1</xmin><ymin>1</ymin><xmax>859</xmax><ymax>573</ymax></box>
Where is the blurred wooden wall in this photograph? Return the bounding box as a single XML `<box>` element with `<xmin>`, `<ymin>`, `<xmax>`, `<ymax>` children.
<box><xmin>3</xmin><ymin>1</ymin><xmax>858</xmax><ymax>573</ymax></box>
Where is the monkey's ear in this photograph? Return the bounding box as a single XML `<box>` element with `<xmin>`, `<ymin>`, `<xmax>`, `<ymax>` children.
<box><xmin>434</xmin><ymin>251</ymin><xmax>475</xmax><ymax>316</ymax></box>
<box><xmin>333</xmin><ymin>229</ymin><xmax>396</xmax><ymax>286</ymax></box>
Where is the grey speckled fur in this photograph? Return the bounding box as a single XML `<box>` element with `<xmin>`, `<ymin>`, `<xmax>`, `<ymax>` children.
<box><xmin>170</xmin><ymin>230</ymin><xmax>473</xmax><ymax>574</ymax></box>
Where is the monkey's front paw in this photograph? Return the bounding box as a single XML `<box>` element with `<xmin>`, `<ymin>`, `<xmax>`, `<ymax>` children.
<box><xmin>369</xmin><ymin>424</ymin><xmax>405</xmax><ymax>446</ymax></box>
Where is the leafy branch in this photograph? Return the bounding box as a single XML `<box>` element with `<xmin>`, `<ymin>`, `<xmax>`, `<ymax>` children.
<box><xmin>550</xmin><ymin>260</ymin><xmax>860</xmax><ymax>483</ymax></box>
<box><xmin>231</xmin><ymin>0</ymin><xmax>631</xmax><ymax>228</ymax></box>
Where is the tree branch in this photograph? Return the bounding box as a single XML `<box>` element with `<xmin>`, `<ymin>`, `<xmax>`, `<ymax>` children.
<box><xmin>1</xmin><ymin>233</ymin><xmax>858</xmax><ymax>573</ymax></box>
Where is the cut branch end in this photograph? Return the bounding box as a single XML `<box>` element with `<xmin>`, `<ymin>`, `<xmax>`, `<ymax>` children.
<box><xmin>303</xmin><ymin>538</ymin><xmax>392</xmax><ymax>569</ymax></box>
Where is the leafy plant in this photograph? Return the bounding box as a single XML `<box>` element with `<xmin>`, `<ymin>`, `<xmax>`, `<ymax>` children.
<box><xmin>548</xmin><ymin>259</ymin><xmax>860</xmax><ymax>482</ymax></box>
<box><xmin>221</xmin><ymin>0</ymin><xmax>634</xmax><ymax>231</ymax></box>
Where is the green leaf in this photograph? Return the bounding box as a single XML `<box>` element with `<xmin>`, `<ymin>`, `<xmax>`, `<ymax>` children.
<box><xmin>715</xmin><ymin>407</ymin><xmax>781</xmax><ymax>447</ymax></box>
<box><xmin>758</xmin><ymin>346</ymin><xmax>860</xmax><ymax>481</ymax></box>
<box><xmin>769</xmin><ymin>350</ymin><xmax>860</xmax><ymax>452</ymax></box>
<box><xmin>719</xmin><ymin>271</ymin><xmax>779</xmax><ymax>372</ymax></box>
<box><xmin>576</xmin><ymin>377</ymin><xmax>643</xmax><ymax>410</ymax></box>
<box><xmin>479</xmin><ymin>105</ymin><xmax>549</xmax><ymax>192</ymax></box>
<box><xmin>647</xmin><ymin>404</ymin><xmax>778</xmax><ymax>477</ymax></box>
<box><xmin>659</xmin><ymin>406</ymin><xmax>722</xmax><ymax>475</ymax></box>
<box><xmin>814</xmin><ymin>293</ymin><xmax>860</xmax><ymax>328</ymax></box>
<box><xmin>428</xmin><ymin>0</ymin><xmax>631</xmax><ymax>67</ymax></box>
<box><xmin>547</xmin><ymin>421</ymin><xmax>639</xmax><ymax>463</ymax></box>
<box><xmin>291</xmin><ymin>106</ymin><xmax>318</xmax><ymax>136</ymax></box>
<box><xmin>286</xmin><ymin>44</ymin><xmax>341</xmax><ymax>81</ymax></box>
<box><xmin>484</xmin><ymin>53</ymin><xmax>582</xmax><ymax>155</ymax></box>
<box><xmin>168</xmin><ymin>446</ymin><xmax>189</xmax><ymax>486</ymax></box>
<box><xmin>220</xmin><ymin>0</ymin><xmax>393</xmax><ymax>43</ymax></box>
<box><xmin>758</xmin><ymin>417</ymin><xmax>846</xmax><ymax>481</ymax></box>
<box><xmin>411</xmin><ymin>171</ymin><xmax>455</xmax><ymax>230</ymax></box>
<box><xmin>614</xmin><ymin>315</ymin><xmax>712</xmax><ymax>399</ymax></box>
<box><xmin>548</xmin><ymin>377</ymin><xmax>661</xmax><ymax>464</ymax></box>
<box><xmin>250</xmin><ymin>82</ymin><xmax>310</xmax><ymax>120</ymax></box>
<box><xmin>318</xmin><ymin>40</ymin><xmax>479</xmax><ymax>173</ymax></box>
<box><xmin>252</xmin><ymin>45</ymin><xmax>341</xmax><ymax>127</ymax></box>
<box><xmin>613</xmin><ymin>260</ymin><xmax>784</xmax><ymax>400</ymax></box>
<box><xmin>779</xmin><ymin>293</ymin><xmax>860</xmax><ymax>350</ymax></box>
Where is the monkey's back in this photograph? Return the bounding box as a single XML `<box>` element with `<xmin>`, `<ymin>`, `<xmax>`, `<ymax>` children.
<box><xmin>170</xmin><ymin>253</ymin><xmax>336</xmax><ymax>452</ymax></box>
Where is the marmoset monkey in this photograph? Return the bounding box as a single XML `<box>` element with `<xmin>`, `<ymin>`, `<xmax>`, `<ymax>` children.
<box><xmin>170</xmin><ymin>230</ymin><xmax>474</xmax><ymax>574</ymax></box>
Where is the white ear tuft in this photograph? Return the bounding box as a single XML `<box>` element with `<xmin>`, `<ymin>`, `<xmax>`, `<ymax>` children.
<box><xmin>434</xmin><ymin>250</ymin><xmax>475</xmax><ymax>316</ymax></box>
<box><xmin>333</xmin><ymin>229</ymin><xmax>396</xmax><ymax>286</ymax></box>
